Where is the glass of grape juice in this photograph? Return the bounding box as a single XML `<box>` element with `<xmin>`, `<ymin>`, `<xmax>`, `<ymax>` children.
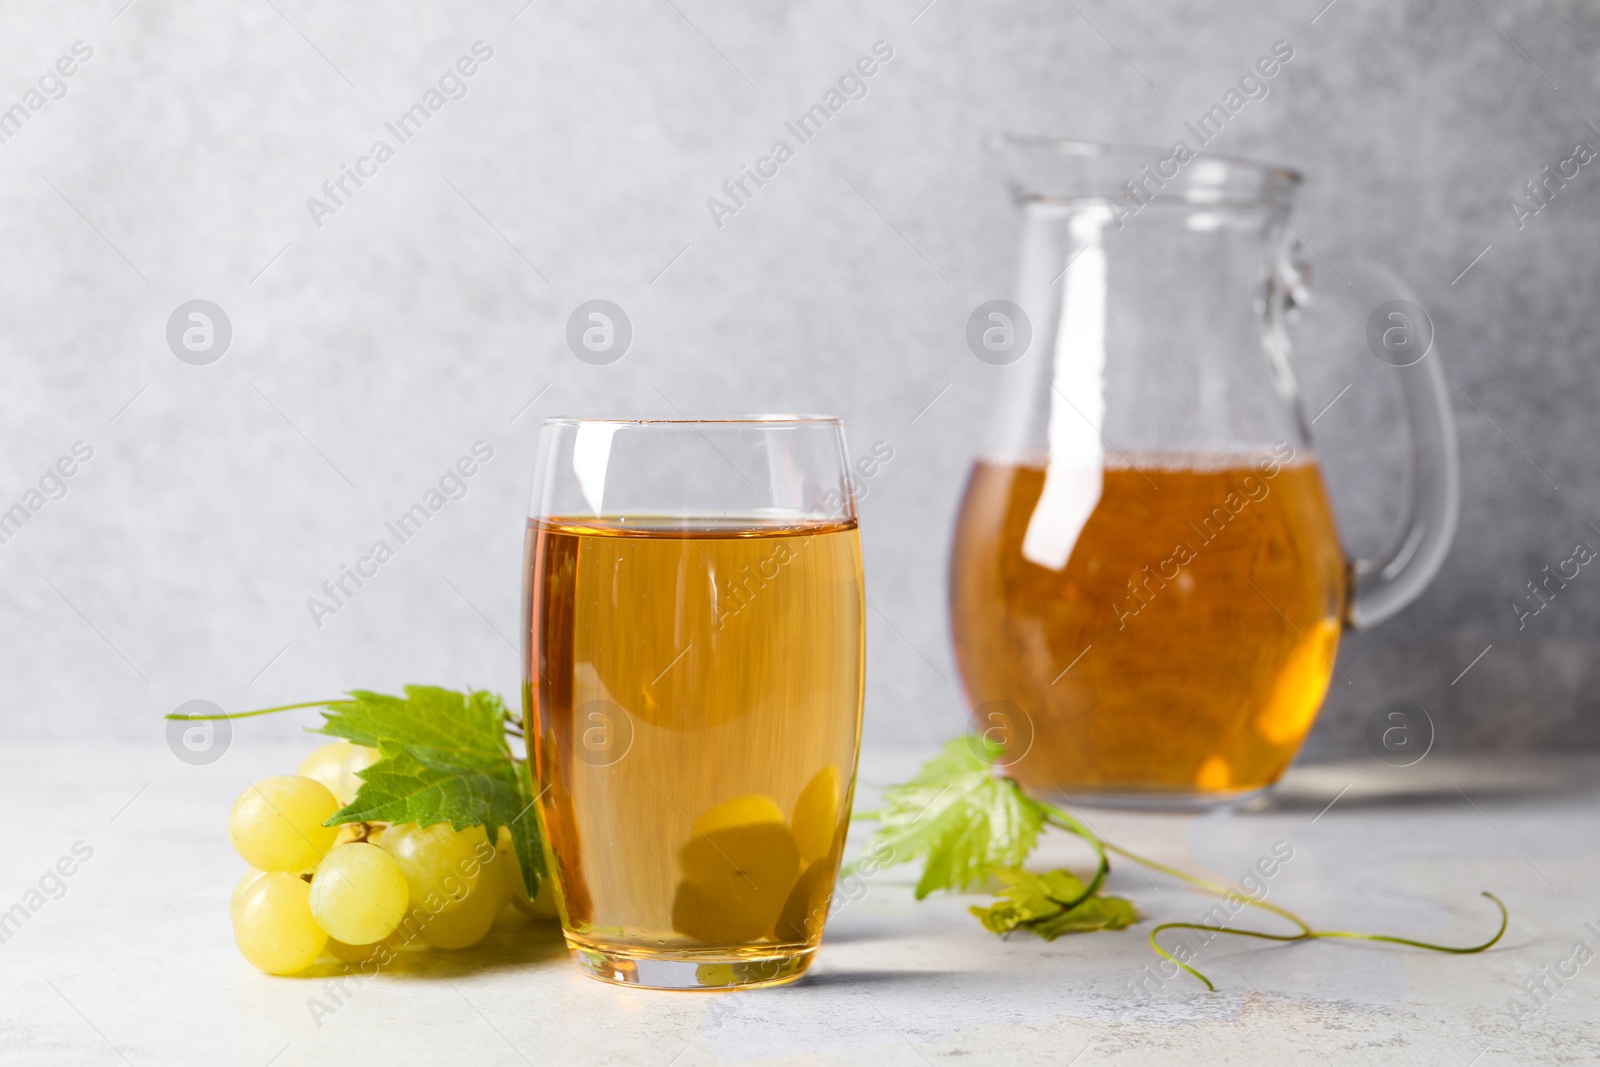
<box><xmin>522</xmin><ymin>416</ymin><xmax>865</xmax><ymax>990</ymax></box>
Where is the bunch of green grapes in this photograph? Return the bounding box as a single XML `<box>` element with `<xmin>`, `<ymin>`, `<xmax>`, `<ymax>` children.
<box><xmin>227</xmin><ymin>741</ymin><xmax>556</xmax><ymax>975</ymax></box>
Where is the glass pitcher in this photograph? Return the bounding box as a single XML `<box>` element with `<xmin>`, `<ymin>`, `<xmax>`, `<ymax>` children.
<box><xmin>950</xmin><ymin>136</ymin><xmax>1458</xmax><ymax>808</ymax></box>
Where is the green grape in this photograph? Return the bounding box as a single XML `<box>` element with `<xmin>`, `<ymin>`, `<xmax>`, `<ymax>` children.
<box><xmin>416</xmin><ymin>864</ymin><xmax>506</xmax><ymax>949</ymax></box>
<box><xmin>230</xmin><ymin>869</ymin><xmax>266</xmax><ymax>925</ymax></box>
<box><xmin>296</xmin><ymin>741</ymin><xmax>380</xmax><ymax>806</ymax></box>
<box><xmin>494</xmin><ymin>828</ymin><xmax>530</xmax><ymax>910</ymax></box>
<box><xmin>296</xmin><ymin>741</ymin><xmax>351</xmax><ymax>798</ymax></box>
<box><xmin>495</xmin><ymin>827</ymin><xmax>557</xmax><ymax>919</ymax></box>
<box><xmin>528</xmin><ymin>875</ymin><xmax>558</xmax><ymax>919</ymax></box>
<box><xmin>337</xmin><ymin>745</ymin><xmax>380</xmax><ymax>806</ymax></box>
<box><xmin>309</xmin><ymin>842</ymin><xmax>410</xmax><ymax>946</ymax></box>
<box><xmin>232</xmin><ymin>871</ymin><xmax>327</xmax><ymax>975</ymax></box>
<box><xmin>229</xmin><ymin>776</ymin><xmax>340</xmax><ymax>872</ymax></box>
<box><xmin>379</xmin><ymin>823</ymin><xmax>488</xmax><ymax>911</ymax></box>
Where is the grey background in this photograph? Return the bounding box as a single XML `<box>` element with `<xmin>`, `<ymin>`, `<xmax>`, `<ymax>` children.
<box><xmin>0</xmin><ymin>0</ymin><xmax>1594</xmax><ymax>757</ymax></box>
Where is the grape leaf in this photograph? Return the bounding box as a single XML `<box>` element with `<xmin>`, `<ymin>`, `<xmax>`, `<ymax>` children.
<box><xmin>315</xmin><ymin>686</ymin><xmax>546</xmax><ymax>898</ymax></box>
<box><xmin>854</xmin><ymin>733</ymin><xmax>1503</xmax><ymax>981</ymax></box>
<box><xmin>853</xmin><ymin>735</ymin><xmax>1046</xmax><ymax>898</ymax></box>
<box><xmin>1031</xmin><ymin>894</ymin><xmax>1138</xmax><ymax>937</ymax></box>
<box><xmin>314</xmin><ymin>686</ymin><xmax>509</xmax><ymax>758</ymax></box>
<box><xmin>971</xmin><ymin>868</ymin><xmax>1138</xmax><ymax>939</ymax></box>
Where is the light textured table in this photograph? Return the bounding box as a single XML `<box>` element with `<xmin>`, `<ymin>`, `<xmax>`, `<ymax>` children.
<box><xmin>3</xmin><ymin>744</ymin><xmax>1597</xmax><ymax>1066</ymax></box>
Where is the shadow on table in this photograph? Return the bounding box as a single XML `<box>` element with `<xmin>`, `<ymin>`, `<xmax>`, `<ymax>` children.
<box><xmin>796</xmin><ymin>968</ymin><xmax>963</xmax><ymax>990</ymax></box>
<box><xmin>300</xmin><ymin>914</ymin><xmax>569</xmax><ymax>980</ymax></box>
<box><xmin>1263</xmin><ymin>754</ymin><xmax>1600</xmax><ymax>815</ymax></box>
<box><xmin>816</xmin><ymin>922</ymin><xmax>920</xmax><ymax>947</ymax></box>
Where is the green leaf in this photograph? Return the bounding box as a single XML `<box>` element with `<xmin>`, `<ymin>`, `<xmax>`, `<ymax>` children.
<box><xmin>1029</xmin><ymin>894</ymin><xmax>1138</xmax><ymax>938</ymax></box>
<box><xmin>853</xmin><ymin>735</ymin><xmax>1046</xmax><ymax>898</ymax></box>
<box><xmin>970</xmin><ymin>868</ymin><xmax>1084</xmax><ymax>934</ymax></box>
<box><xmin>330</xmin><ymin>744</ymin><xmax>520</xmax><ymax>829</ymax></box>
<box><xmin>969</xmin><ymin>867</ymin><xmax>1138</xmax><ymax>940</ymax></box>
<box><xmin>504</xmin><ymin>762</ymin><xmax>545</xmax><ymax>900</ymax></box>
<box><xmin>316</xmin><ymin>686</ymin><xmax>510</xmax><ymax>759</ymax></box>
<box><xmin>853</xmin><ymin>730</ymin><xmax>1506</xmax><ymax>984</ymax></box>
<box><xmin>316</xmin><ymin>686</ymin><xmax>545</xmax><ymax>898</ymax></box>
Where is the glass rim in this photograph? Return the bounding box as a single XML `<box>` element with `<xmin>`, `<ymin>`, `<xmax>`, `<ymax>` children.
<box><xmin>989</xmin><ymin>132</ymin><xmax>1304</xmax><ymax>189</ymax></box>
<box><xmin>539</xmin><ymin>413</ymin><xmax>843</xmax><ymax>428</ymax></box>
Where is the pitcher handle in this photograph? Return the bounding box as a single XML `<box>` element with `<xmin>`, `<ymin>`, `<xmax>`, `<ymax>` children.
<box><xmin>1340</xmin><ymin>262</ymin><xmax>1460</xmax><ymax>630</ymax></box>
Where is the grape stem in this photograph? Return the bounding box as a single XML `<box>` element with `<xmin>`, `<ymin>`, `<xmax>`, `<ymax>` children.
<box><xmin>1031</xmin><ymin>796</ymin><xmax>1507</xmax><ymax>990</ymax></box>
<box><xmin>165</xmin><ymin>699</ymin><xmax>527</xmax><ymax>740</ymax></box>
<box><xmin>1032</xmin><ymin>797</ymin><xmax>1110</xmax><ymax>910</ymax></box>
<box><xmin>162</xmin><ymin>699</ymin><xmax>351</xmax><ymax>721</ymax></box>
<box><xmin>1142</xmin><ymin>893</ymin><xmax>1509</xmax><ymax>992</ymax></box>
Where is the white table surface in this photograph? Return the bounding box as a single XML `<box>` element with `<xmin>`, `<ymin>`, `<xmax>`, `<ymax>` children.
<box><xmin>3</xmin><ymin>742</ymin><xmax>1597</xmax><ymax>1066</ymax></box>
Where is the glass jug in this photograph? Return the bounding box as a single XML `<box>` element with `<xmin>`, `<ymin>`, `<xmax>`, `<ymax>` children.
<box><xmin>950</xmin><ymin>136</ymin><xmax>1459</xmax><ymax>808</ymax></box>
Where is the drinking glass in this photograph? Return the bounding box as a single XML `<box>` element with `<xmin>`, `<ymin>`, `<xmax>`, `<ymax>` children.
<box><xmin>523</xmin><ymin>416</ymin><xmax>865</xmax><ymax>989</ymax></box>
<box><xmin>951</xmin><ymin>136</ymin><xmax>1459</xmax><ymax>808</ymax></box>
